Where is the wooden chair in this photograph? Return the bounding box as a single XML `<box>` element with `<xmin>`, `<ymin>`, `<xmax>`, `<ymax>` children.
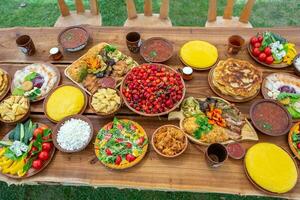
<box><xmin>205</xmin><ymin>0</ymin><xmax>255</xmax><ymax>28</ymax></box>
<box><xmin>55</xmin><ymin>0</ymin><xmax>101</xmax><ymax>27</ymax></box>
<box><xmin>124</xmin><ymin>0</ymin><xmax>172</xmax><ymax>27</ymax></box>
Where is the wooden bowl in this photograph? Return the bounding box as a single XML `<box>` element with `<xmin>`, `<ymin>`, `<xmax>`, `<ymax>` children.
<box><xmin>89</xmin><ymin>88</ymin><xmax>122</xmax><ymax>117</ymax></box>
<box><xmin>1</xmin><ymin>122</ymin><xmax>56</xmax><ymax>179</ymax></box>
<box><xmin>140</xmin><ymin>37</ymin><xmax>173</xmax><ymax>63</ymax></box>
<box><xmin>0</xmin><ymin>95</ymin><xmax>30</xmax><ymax>125</ymax></box>
<box><xmin>120</xmin><ymin>63</ymin><xmax>186</xmax><ymax>117</ymax></box>
<box><xmin>249</xmin><ymin>99</ymin><xmax>292</xmax><ymax>136</ymax></box>
<box><xmin>58</xmin><ymin>26</ymin><xmax>89</xmax><ymax>52</ymax></box>
<box><xmin>288</xmin><ymin>122</ymin><xmax>300</xmax><ymax>160</ymax></box>
<box><xmin>52</xmin><ymin>114</ymin><xmax>94</xmax><ymax>153</ymax></box>
<box><xmin>151</xmin><ymin>125</ymin><xmax>188</xmax><ymax>158</ymax></box>
<box><xmin>10</xmin><ymin>62</ymin><xmax>61</xmax><ymax>103</ymax></box>
<box><xmin>247</xmin><ymin>43</ymin><xmax>289</xmax><ymax>68</ymax></box>
<box><xmin>208</xmin><ymin>65</ymin><xmax>260</xmax><ymax>103</ymax></box>
<box><xmin>43</xmin><ymin>84</ymin><xmax>88</xmax><ymax>123</ymax></box>
<box><xmin>244</xmin><ymin>145</ymin><xmax>298</xmax><ymax>195</ymax></box>
<box><xmin>0</xmin><ymin>68</ymin><xmax>11</xmax><ymax>102</ymax></box>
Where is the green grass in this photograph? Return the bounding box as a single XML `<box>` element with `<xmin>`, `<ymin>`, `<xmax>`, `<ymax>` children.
<box><xmin>0</xmin><ymin>0</ymin><xmax>298</xmax><ymax>199</ymax></box>
<box><xmin>0</xmin><ymin>0</ymin><xmax>299</xmax><ymax>27</ymax></box>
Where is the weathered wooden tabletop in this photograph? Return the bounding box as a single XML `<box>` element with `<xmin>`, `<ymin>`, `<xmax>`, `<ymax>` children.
<box><xmin>0</xmin><ymin>26</ymin><xmax>299</xmax><ymax>199</ymax></box>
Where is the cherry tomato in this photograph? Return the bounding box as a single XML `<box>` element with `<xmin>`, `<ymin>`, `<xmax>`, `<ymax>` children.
<box><xmin>115</xmin><ymin>155</ymin><xmax>122</xmax><ymax>165</ymax></box>
<box><xmin>32</xmin><ymin>159</ymin><xmax>42</xmax><ymax>170</ymax></box>
<box><xmin>116</xmin><ymin>138</ymin><xmax>123</xmax><ymax>143</ymax></box>
<box><xmin>42</xmin><ymin>143</ymin><xmax>52</xmax><ymax>152</ymax></box>
<box><xmin>254</xmin><ymin>42</ymin><xmax>261</xmax><ymax>48</ymax></box>
<box><xmin>33</xmin><ymin>128</ymin><xmax>43</xmax><ymax>138</ymax></box>
<box><xmin>105</xmin><ymin>148</ymin><xmax>112</xmax><ymax>156</ymax></box>
<box><xmin>252</xmin><ymin>48</ymin><xmax>261</xmax><ymax>57</ymax></box>
<box><xmin>265</xmin><ymin>56</ymin><xmax>274</xmax><ymax>65</ymax></box>
<box><xmin>257</xmin><ymin>36</ymin><xmax>263</xmax><ymax>42</ymax></box>
<box><xmin>258</xmin><ymin>53</ymin><xmax>267</xmax><ymax>62</ymax></box>
<box><xmin>126</xmin><ymin>142</ymin><xmax>132</xmax><ymax>148</ymax></box>
<box><xmin>126</xmin><ymin>154</ymin><xmax>136</xmax><ymax>162</ymax></box>
<box><xmin>250</xmin><ymin>37</ymin><xmax>258</xmax><ymax>45</ymax></box>
<box><xmin>264</xmin><ymin>47</ymin><xmax>272</xmax><ymax>56</ymax></box>
<box><xmin>38</xmin><ymin>151</ymin><xmax>49</xmax><ymax>161</ymax></box>
<box><xmin>136</xmin><ymin>137</ymin><xmax>145</xmax><ymax>145</ymax></box>
<box><xmin>297</xmin><ymin>143</ymin><xmax>300</xmax><ymax>149</ymax></box>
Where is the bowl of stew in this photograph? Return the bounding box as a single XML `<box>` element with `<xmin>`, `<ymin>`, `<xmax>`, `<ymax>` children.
<box><xmin>140</xmin><ymin>37</ymin><xmax>173</xmax><ymax>63</ymax></box>
<box><xmin>58</xmin><ymin>26</ymin><xmax>89</xmax><ymax>52</ymax></box>
<box><xmin>250</xmin><ymin>99</ymin><xmax>292</xmax><ymax>136</ymax></box>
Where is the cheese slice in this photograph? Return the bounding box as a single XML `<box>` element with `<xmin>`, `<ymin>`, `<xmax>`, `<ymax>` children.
<box><xmin>180</xmin><ymin>41</ymin><xmax>218</xmax><ymax>69</ymax></box>
<box><xmin>245</xmin><ymin>143</ymin><xmax>298</xmax><ymax>193</ymax></box>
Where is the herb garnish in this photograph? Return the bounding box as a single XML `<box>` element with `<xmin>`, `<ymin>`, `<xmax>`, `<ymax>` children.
<box><xmin>149</xmin><ymin>50</ymin><xmax>157</xmax><ymax>58</ymax></box>
<box><xmin>193</xmin><ymin>115</ymin><xmax>212</xmax><ymax>139</ymax></box>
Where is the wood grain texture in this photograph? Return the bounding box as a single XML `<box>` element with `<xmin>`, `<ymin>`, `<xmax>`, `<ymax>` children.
<box><xmin>54</xmin><ymin>11</ymin><xmax>102</xmax><ymax>27</ymax></box>
<box><xmin>75</xmin><ymin>0</ymin><xmax>85</xmax><ymax>13</ymax></box>
<box><xmin>144</xmin><ymin>0</ymin><xmax>152</xmax><ymax>16</ymax></box>
<box><xmin>0</xmin><ymin>26</ymin><xmax>300</xmax><ymax>198</ymax></box>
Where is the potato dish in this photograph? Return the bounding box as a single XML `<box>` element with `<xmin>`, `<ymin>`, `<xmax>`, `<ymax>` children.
<box><xmin>0</xmin><ymin>96</ymin><xmax>29</xmax><ymax>122</ymax></box>
<box><xmin>153</xmin><ymin>126</ymin><xmax>186</xmax><ymax>156</ymax></box>
<box><xmin>91</xmin><ymin>88</ymin><xmax>121</xmax><ymax>114</ymax></box>
<box><xmin>0</xmin><ymin>68</ymin><xmax>9</xmax><ymax>98</ymax></box>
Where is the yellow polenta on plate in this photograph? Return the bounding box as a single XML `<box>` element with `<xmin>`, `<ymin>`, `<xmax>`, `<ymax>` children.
<box><xmin>245</xmin><ymin>143</ymin><xmax>298</xmax><ymax>194</ymax></box>
<box><xmin>180</xmin><ymin>41</ymin><xmax>218</xmax><ymax>69</ymax></box>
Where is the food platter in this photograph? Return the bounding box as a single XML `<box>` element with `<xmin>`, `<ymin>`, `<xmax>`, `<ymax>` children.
<box><xmin>244</xmin><ymin>143</ymin><xmax>298</xmax><ymax>194</ymax></box>
<box><xmin>10</xmin><ymin>63</ymin><xmax>61</xmax><ymax>102</ymax></box>
<box><xmin>65</xmin><ymin>43</ymin><xmax>139</xmax><ymax>95</ymax></box>
<box><xmin>43</xmin><ymin>84</ymin><xmax>88</xmax><ymax>123</ymax></box>
<box><xmin>250</xmin><ymin>99</ymin><xmax>292</xmax><ymax>136</ymax></box>
<box><xmin>140</xmin><ymin>37</ymin><xmax>173</xmax><ymax>63</ymax></box>
<box><xmin>169</xmin><ymin>96</ymin><xmax>258</xmax><ymax>146</ymax></box>
<box><xmin>261</xmin><ymin>72</ymin><xmax>300</xmax><ymax>121</ymax></box>
<box><xmin>288</xmin><ymin>122</ymin><xmax>300</xmax><ymax>160</ymax></box>
<box><xmin>121</xmin><ymin>63</ymin><xmax>185</xmax><ymax>117</ymax></box>
<box><xmin>0</xmin><ymin>68</ymin><xmax>11</xmax><ymax>102</ymax></box>
<box><xmin>208</xmin><ymin>59</ymin><xmax>262</xmax><ymax>103</ymax></box>
<box><xmin>0</xmin><ymin>121</ymin><xmax>55</xmax><ymax>179</ymax></box>
<box><xmin>247</xmin><ymin>32</ymin><xmax>297</xmax><ymax>68</ymax></box>
<box><xmin>94</xmin><ymin>118</ymin><xmax>148</xmax><ymax>170</ymax></box>
<box><xmin>179</xmin><ymin>40</ymin><xmax>218</xmax><ymax>71</ymax></box>
<box><xmin>52</xmin><ymin>115</ymin><xmax>94</xmax><ymax>153</ymax></box>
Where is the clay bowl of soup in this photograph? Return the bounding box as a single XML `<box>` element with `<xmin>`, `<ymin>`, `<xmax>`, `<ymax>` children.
<box><xmin>58</xmin><ymin>26</ymin><xmax>89</xmax><ymax>52</ymax></box>
<box><xmin>140</xmin><ymin>37</ymin><xmax>173</xmax><ymax>63</ymax></box>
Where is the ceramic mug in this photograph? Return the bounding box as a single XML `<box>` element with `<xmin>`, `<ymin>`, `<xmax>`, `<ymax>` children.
<box><xmin>205</xmin><ymin>143</ymin><xmax>228</xmax><ymax>168</ymax></box>
<box><xmin>126</xmin><ymin>32</ymin><xmax>142</xmax><ymax>53</ymax></box>
<box><xmin>16</xmin><ymin>35</ymin><xmax>36</xmax><ymax>56</ymax></box>
<box><xmin>227</xmin><ymin>35</ymin><xmax>245</xmax><ymax>55</ymax></box>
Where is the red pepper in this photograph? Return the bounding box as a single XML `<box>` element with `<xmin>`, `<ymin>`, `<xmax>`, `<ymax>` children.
<box><xmin>126</xmin><ymin>142</ymin><xmax>132</xmax><ymax>148</ymax></box>
<box><xmin>105</xmin><ymin>148</ymin><xmax>112</xmax><ymax>156</ymax></box>
<box><xmin>116</xmin><ymin>138</ymin><xmax>123</xmax><ymax>143</ymax></box>
<box><xmin>115</xmin><ymin>155</ymin><xmax>122</xmax><ymax>165</ymax></box>
<box><xmin>126</xmin><ymin>154</ymin><xmax>136</xmax><ymax>162</ymax></box>
<box><xmin>136</xmin><ymin>137</ymin><xmax>145</xmax><ymax>145</ymax></box>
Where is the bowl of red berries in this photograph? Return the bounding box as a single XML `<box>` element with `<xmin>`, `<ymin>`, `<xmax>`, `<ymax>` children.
<box><xmin>121</xmin><ymin>63</ymin><xmax>185</xmax><ymax>116</ymax></box>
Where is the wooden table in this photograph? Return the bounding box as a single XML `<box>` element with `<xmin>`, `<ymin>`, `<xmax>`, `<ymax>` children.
<box><xmin>0</xmin><ymin>26</ymin><xmax>299</xmax><ymax>199</ymax></box>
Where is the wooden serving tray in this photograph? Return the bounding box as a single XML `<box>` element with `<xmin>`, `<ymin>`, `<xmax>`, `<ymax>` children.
<box><xmin>1</xmin><ymin>122</ymin><xmax>56</xmax><ymax>179</ymax></box>
<box><xmin>208</xmin><ymin>65</ymin><xmax>260</xmax><ymax>103</ymax></box>
<box><xmin>64</xmin><ymin>43</ymin><xmax>139</xmax><ymax>95</ymax></box>
<box><xmin>170</xmin><ymin>97</ymin><xmax>259</xmax><ymax>146</ymax></box>
<box><xmin>247</xmin><ymin>44</ymin><xmax>289</xmax><ymax>69</ymax></box>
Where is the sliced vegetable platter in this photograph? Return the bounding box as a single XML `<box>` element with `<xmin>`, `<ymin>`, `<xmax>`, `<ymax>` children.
<box><xmin>248</xmin><ymin>32</ymin><xmax>297</xmax><ymax>68</ymax></box>
<box><xmin>0</xmin><ymin>119</ymin><xmax>55</xmax><ymax>179</ymax></box>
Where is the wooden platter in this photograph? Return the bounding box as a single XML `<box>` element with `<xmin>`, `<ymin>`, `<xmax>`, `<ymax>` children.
<box><xmin>43</xmin><ymin>84</ymin><xmax>88</xmax><ymax>123</ymax></box>
<box><xmin>208</xmin><ymin>65</ymin><xmax>260</xmax><ymax>103</ymax></box>
<box><xmin>244</xmin><ymin>145</ymin><xmax>298</xmax><ymax>195</ymax></box>
<box><xmin>0</xmin><ymin>68</ymin><xmax>11</xmax><ymax>102</ymax></box>
<box><xmin>120</xmin><ymin>63</ymin><xmax>186</xmax><ymax>117</ymax></box>
<box><xmin>0</xmin><ymin>122</ymin><xmax>56</xmax><ymax>179</ymax></box>
<box><xmin>10</xmin><ymin>62</ymin><xmax>61</xmax><ymax>102</ymax></box>
<box><xmin>247</xmin><ymin>44</ymin><xmax>289</xmax><ymax>69</ymax></box>
<box><xmin>64</xmin><ymin>42</ymin><xmax>139</xmax><ymax>95</ymax></box>
<box><xmin>94</xmin><ymin>119</ymin><xmax>148</xmax><ymax>170</ymax></box>
<box><xmin>52</xmin><ymin>114</ymin><xmax>94</xmax><ymax>153</ymax></box>
<box><xmin>178</xmin><ymin>97</ymin><xmax>258</xmax><ymax>146</ymax></box>
<box><xmin>288</xmin><ymin>122</ymin><xmax>300</xmax><ymax>160</ymax></box>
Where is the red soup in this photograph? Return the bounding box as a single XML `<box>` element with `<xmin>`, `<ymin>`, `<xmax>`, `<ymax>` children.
<box><xmin>142</xmin><ymin>39</ymin><xmax>173</xmax><ymax>62</ymax></box>
<box><xmin>60</xmin><ymin>27</ymin><xmax>88</xmax><ymax>49</ymax></box>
